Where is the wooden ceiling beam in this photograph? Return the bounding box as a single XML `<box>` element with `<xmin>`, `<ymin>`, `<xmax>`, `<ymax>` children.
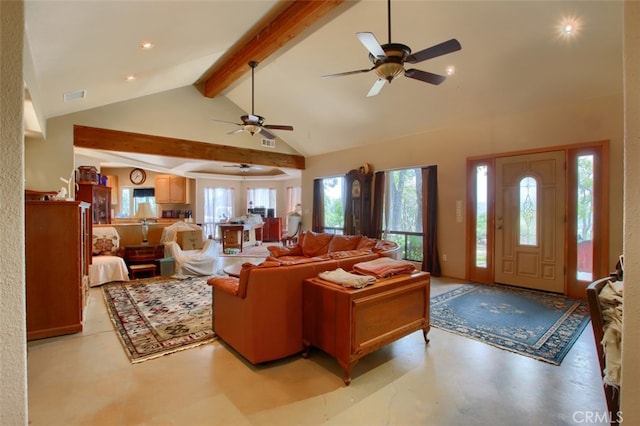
<box><xmin>74</xmin><ymin>125</ymin><xmax>305</xmax><ymax>170</ymax></box>
<box><xmin>200</xmin><ymin>0</ymin><xmax>344</xmax><ymax>98</ymax></box>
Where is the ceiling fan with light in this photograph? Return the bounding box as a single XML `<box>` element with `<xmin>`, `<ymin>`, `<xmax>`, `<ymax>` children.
<box><xmin>212</xmin><ymin>61</ymin><xmax>294</xmax><ymax>140</ymax></box>
<box><xmin>223</xmin><ymin>163</ymin><xmax>262</xmax><ymax>172</ymax></box>
<box><xmin>323</xmin><ymin>0</ymin><xmax>462</xmax><ymax>97</ymax></box>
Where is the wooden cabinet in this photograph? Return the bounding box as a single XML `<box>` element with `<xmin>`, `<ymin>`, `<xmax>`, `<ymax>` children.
<box><xmin>262</xmin><ymin>217</ymin><xmax>282</xmax><ymax>242</ymax></box>
<box><xmin>76</xmin><ymin>183</ymin><xmax>111</xmax><ymax>224</ymax></box>
<box><xmin>302</xmin><ymin>272</ymin><xmax>430</xmax><ymax>385</ymax></box>
<box><xmin>25</xmin><ymin>200</ymin><xmax>91</xmax><ymax>340</ymax></box>
<box><xmin>155</xmin><ymin>174</ymin><xmax>187</xmax><ymax>204</ymax></box>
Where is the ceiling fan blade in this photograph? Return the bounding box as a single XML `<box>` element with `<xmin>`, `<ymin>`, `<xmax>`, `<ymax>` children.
<box><xmin>212</xmin><ymin>118</ymin><xmax>241</xmax><ymax>125</ymax></box>
<box><xmin>227</xmin><ymin>128</ymin><xmax>245</xmax><ymax>135</ymax></box>
<box><xmin>264</xmin><ymin>124</ymin><xmax>294</xmax><ymax>131</ymax></box>
<box><xmin>322</xmin><ymin>67</ymin><xmax>374</xmax><ymax>79</ymax></box>
<box><xmin>356</xmin><ymin>32</ymin><xmax>386</xmax><ymax>59</ymax></box>
<box><xmin>405</xmin><ymin>39</ymin><xmax>462</xmax><ymax>64</ymax></box>
<box><xmin>404</xmin><ymin>69</ymin><xmax>447</xmax><ymax>85</ymax></box>
<box><xmin>259</xmin><ymin>127</ymin><xmax>277</xmax><ymax>140</ymax></box>
<box><xmin>366</xmin><ymin>78</ymin><xmax>386</xmax><ymax>97</ymax></box>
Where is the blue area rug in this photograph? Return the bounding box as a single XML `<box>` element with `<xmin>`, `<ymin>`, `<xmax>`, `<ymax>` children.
<box><xmin>430</xmin><ymin>284</ymin><xmax>590</xmax><ymax>365</ymax></box>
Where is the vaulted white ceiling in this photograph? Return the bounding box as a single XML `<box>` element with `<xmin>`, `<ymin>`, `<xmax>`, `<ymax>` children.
<box><xmin>24</xmin><ymin>0</ymin><xmax>623</xmax><ymax>174</ymax></box>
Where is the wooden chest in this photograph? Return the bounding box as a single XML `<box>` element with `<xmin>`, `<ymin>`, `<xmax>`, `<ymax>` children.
<box><xmin>302</xmin><ymin>271</ymin><xmax>430</xmax><ymax>384</ymax></box>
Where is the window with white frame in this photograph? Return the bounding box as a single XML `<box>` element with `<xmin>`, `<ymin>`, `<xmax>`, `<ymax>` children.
<box><xmin>120</xmin><ymin>187</ymin><xmax>156</xmax><ymax>218</ymax></box>
<box><xmin>204</xmin><ymin>187</ymin><xmax>234</xmax><ymax>222</ymax></box>
<box><xmin>246</xmin><ymin>187</ymin><xmax>276</xmax><ymax>215</ymax></box>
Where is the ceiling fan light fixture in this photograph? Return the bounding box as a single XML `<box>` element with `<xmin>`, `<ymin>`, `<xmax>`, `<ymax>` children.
<box><xmin>244</xmin><ymin>124</ymin><xmax>260</xmax><ymax>135</ymax></box>
<box><xmin>375</xmin><ymin>62</ymin><xmax>404</xmax><ymax>81</ymax></box>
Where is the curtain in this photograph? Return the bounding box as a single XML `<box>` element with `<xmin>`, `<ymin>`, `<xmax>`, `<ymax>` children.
<box><xmin>285</xmin><ymin>186</ymin><xmax>302</xmax><ymax>214</ymax></box>
<box><xmin>421</xmin><ymin>166</ymin><xmax>441</xmax><ymax>276</ymax></box>
<box><xmin>371</xmin><ymin>171</ymin><xmax>385</xmax><ymax>239</ymax></box>
<box><xmin>203</xmin><ymin>187</ymin><xmax>234</xmax><ymax>223</ymax></box>
<box><xmin>312</xmin><ymin>178</ymin><xmax>324</xmax><ymax>232</ymax></box>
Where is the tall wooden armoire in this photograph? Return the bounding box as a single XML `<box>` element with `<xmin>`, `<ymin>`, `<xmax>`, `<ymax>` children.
<box><xmin>25</xmin><ymin>200</ymin><xmax>91</xmax><ymax>340</ymax></box>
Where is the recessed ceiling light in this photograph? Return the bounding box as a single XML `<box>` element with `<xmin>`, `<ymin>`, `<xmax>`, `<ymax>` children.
<box><xmin>125</xmin><ymin>74</ymin><xmax>136</xmax><ymax>82</ymax></box>
<box><xmin>558</xmin><ymin>16</ymin><xmax>581</xmax><ymax>39</ymax></box>
<box><xmin>446</xmin><ymin>65</ymin><xmax>456</xmax><ymax>76</ymax></box>
<box><xmin>139</xmin><ymin>41</ymin><xmax>154</xmax><ymax>50</ymax></box>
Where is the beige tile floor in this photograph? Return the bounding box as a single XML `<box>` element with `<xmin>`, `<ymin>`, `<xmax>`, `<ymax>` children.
<box><xmin>27</xmin><ymin>256</ymin><xmax>608</xmax><ymax>425</ymax></box>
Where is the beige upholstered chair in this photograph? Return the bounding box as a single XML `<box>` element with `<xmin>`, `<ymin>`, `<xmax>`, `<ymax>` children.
<box><xmin>90</xmin><ymin>227</ymin><xmax>130</xmax><ymax>286</ymax></box>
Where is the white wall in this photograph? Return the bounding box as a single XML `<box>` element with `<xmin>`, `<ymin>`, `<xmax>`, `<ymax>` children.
<box><xmin>0</xmin><ymin>1</ymin><xmax>28</xmax><ymax>423</ymax></box>
<box><xmin>621</xmin><ymin>0</ymin><xmax>640</xmax><ymax>421</ymax></box>
<box><xmin>302</xmin><ymin>93</ymin><xmax>624</xmax><ymax>279</ymax></box>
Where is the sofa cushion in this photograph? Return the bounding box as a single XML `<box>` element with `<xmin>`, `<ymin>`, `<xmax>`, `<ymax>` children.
<box><xmin>300</xmin><ymin>231</ymin><xmax>333</xmax><ymax>257</ymax></box>
<box><xmin>328</xmin><ymin>234</ymin><xmax>362</xmax><ymax>252</ymax></box>
<box><xmin>328</xmin><ymin>249</ymin><xmax>373</xmax><ymax>259</ymax></box>
<box><xmin>275</xmin><ymin>256</ymin><xmax>318</xmax><ymax>266</ymax></box>
<box><xmin>267</xmin><ymin>244</ymin><xmax>303</xmax><ymax>258</ymax></box>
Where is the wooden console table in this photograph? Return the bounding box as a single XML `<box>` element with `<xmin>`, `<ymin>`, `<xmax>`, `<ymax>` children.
<box><xmin>302</xmin><ymin>271</ymin><xmax>430</xmax><ymax>385</ymax></box>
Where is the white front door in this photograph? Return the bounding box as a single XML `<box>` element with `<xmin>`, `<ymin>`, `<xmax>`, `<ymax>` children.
<box><xmin>494</xmin><ymin>151</ymin><xmax>565</xmax><ymax>293</ymax></box>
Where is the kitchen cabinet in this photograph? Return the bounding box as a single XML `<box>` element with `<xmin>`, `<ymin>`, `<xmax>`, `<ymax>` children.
<box><xmin>155</xmin><ymin>174</ymin><xmax>187</xmax><ymax>204</ymax></box>
<box><xmin>25</xmin><ymin>200</ymin><xmax>91</xmax><ymax>340</ymax></box>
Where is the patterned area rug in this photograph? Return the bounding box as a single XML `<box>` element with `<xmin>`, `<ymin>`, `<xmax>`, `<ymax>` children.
<box><xmin>430</xmin><ymin>284</ymin><xmax>590</xmax><ymax>365</ymax></box>
<box><xmin>102</xmin><ymin>276</ymin><xmax>216</xmax><ymax>363</ymax></box>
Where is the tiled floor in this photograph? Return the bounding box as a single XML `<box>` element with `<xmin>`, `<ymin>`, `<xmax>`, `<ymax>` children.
<box><xmin>27</xmin><ymin>256</ymin><xmax>608</xmax><ymax>425</ymax></box>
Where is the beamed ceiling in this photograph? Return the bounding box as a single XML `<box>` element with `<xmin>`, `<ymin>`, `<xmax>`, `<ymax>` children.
<box><xmin>24</xmin><ymin>0</ymin><xmax>623</xmax><ymax>178</ymax></box>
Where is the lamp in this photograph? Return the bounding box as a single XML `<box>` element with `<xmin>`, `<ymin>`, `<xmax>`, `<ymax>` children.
<box><xmin>135</xmin><ymin>202</ymin><xmax>155</xmax><ymax>244</ymax></box>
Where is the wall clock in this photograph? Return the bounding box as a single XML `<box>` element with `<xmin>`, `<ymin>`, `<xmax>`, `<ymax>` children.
<box><xmin>129</xmin><ymin>168</ymin><xmax>146</xmax><ymax>185</ymax></box>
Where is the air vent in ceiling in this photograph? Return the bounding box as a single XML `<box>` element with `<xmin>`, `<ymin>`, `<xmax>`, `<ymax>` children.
<box><xmin>63</xmin><ymin>90</ymin><xmax>86</xmax><ymax>102</ymax></box>
<box><xmin>261</xmin><ymin>138</ymin><xmax>276</xmax><ymax>148</ymax></box>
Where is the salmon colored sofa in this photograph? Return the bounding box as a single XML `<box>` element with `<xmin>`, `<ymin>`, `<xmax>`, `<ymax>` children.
<box><xmin>208</xmin><ymin>231</ymin><xmax>400</xmax><ymax>364</ymax></box>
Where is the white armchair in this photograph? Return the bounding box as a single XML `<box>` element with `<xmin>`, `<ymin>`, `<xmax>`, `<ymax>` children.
<box><xmin>160</xmin><ymin>221</ymin><xmax>218</xmax><ymax>277</ymax></box>
<box><xmin>90</xmin><ymin>227</ymin><xmax>130</xmax><ymax>286</ymax></box>
<box><xmin>281</xmin><ymin>213</ymin><xmax>302</xmax><ymax>247</ymax></box>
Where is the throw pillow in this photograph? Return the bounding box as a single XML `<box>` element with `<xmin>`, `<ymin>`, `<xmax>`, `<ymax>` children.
<box><xmin>93</xmin><ymin>237</ymin><xmax>115</xmax><ymax>255</ymax></box>
<box><xmin>356</xmin><ymin>236</ymin><xmax>377</xmax><ymax>250</ymax></box>
<box><xmin>328</xmin><ymin>234</ymin><xmax>362</xmax><ymax>252</ymax></box>
<box><xmin>301</xmin><ymin>231</ymin><xmax>333</xmax><ymax>257</ymax></box>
